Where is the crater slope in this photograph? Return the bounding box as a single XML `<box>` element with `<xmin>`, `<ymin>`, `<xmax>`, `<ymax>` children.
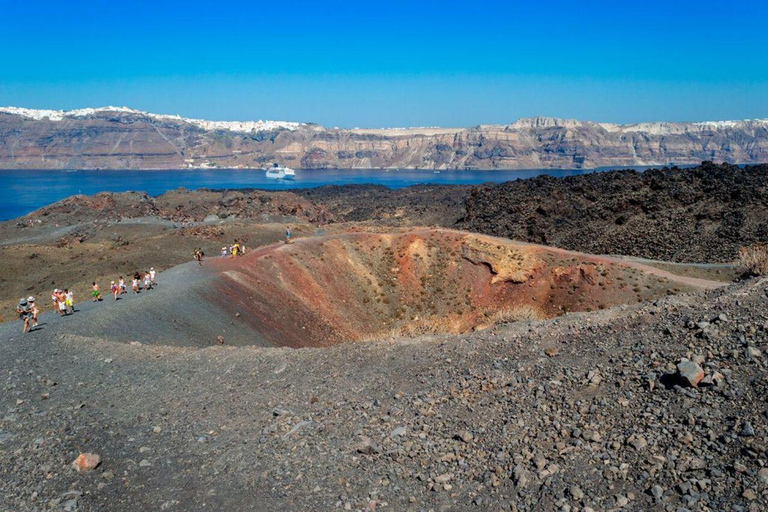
<box><xmin>209</xmin><ymin>229</ymin><xmax>719</xmax><ymax>347</ymax></box>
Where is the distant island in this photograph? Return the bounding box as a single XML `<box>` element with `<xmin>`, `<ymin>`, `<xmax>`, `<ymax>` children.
<box><xmin>1</xmin><ymin>106</ymin><xmax>767</xmax><ymax>170</ymax></box>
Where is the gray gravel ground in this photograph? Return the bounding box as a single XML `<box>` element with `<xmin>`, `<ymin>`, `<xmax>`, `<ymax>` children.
<box><xmin>1</xmin><ymin>267</ymin><xmax>768</xmax><ymax>510</ymax></box>
<box><xmin>2</xmin><ymin>261</ymin><xmax>270</xmax><ymax>348</ymax></box>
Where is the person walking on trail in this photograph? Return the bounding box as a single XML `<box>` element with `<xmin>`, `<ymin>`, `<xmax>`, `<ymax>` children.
<box><xmin>285</xmin><ymin>226</ymin><xmax>292</xmax><ymax>244</ymax></box>
<box><xmin>119</xmin><ymin>276</ymin><xmax>127</xmax><ymax>294</ymax></box>
<box><xmin>56</xmin><ymin>290</ymin><xmax>68</xmax><ymax>316</ymax></box>
<box><xmin>195</xmin><ymin>248</ymin><xmax>204</xmax><ymax>265</ymax></box>
<box><xmin>16</xmin><ymin>298</ymin><xmax>32</xmax><ymax>333</ymax></box>
<box><xmin>110</xmin><ymin>281</ymin><xmax>119</xmax><ymax>301</ymax></box>
<box><xmin>28</xmin><ymin>297</ymin><xmax>39</xmax><ymax>327</ymax></box>
<box><xmin>51</xmin><ymin>289</ymin><xmax>59</xmax><ymax>311</ymax></box>
<box><xmin>149</xmin><ymin>267</ymin><xmax>156</xmax><ymax>286</ymax></box>
<box><xmin>132</xmin><ymin>274</ymin><xmax>140</xmax><ymax>294</ymax></box>
<box><xmin>221</xmin><ymin>246</ymin><xmax>228</xmax><ymax>258</ymax></box>
<box><xmin>91</xmin><ymin>282</ymin><xmax>102</xmax><ymax>302</ymax></box>
<box><xmin>65</xmin><ymin>289</ymin><xmax>75</xmax><ymax>313</ymax></box>
<box><xmin>143</xmin><ymin>271</ymin><xmax>152</xmax><ymax>290</ymax></box>
<box><xmin>232</xmin><ymin>242</ymin><xmax>239</xmax><ymax>258</ymax></box>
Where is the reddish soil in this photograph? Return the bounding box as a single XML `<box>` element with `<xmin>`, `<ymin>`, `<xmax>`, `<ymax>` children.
<box><xmin>206</xmin><ymin>229</ymin><xmax>718</xmax><ymax>347</ymax></box>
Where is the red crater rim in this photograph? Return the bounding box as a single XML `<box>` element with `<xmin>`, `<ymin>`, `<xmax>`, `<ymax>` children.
<box><xmin>207</xmin><ymin>229</ymin><xmax>707</xmax><ymax>348</ymax></box>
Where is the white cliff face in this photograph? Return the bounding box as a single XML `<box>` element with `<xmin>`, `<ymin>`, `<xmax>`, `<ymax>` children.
<box><xmin>0</xmin><ymin>106</ymin><xmax>303</xmax><ymax>134</ymax></box>
<box><xmin>509</xmin><ymin>116</ymin><xmax>768</xmax><ymax>135</ymax></box>
<box><xmin>1</xmin><ymin>107</ymin><xmax>767</xmax><ymax>170</ymax></box>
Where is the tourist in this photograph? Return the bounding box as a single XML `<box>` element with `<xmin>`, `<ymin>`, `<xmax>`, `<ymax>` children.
<box><xmin>221</xmin><ymin>246</ymin><xmax>228</xmax><ymax>258</ymax></box>
<box><xmin>111</xmin><ymin>281</ymin><xmax>119</xmax><ymax>300</ymax></box>
<box><xmin>28</xmin><ymin>297</ymin><xmax>39</xmax><ymax>327</ymax></box>
<box><xmin>51</xmin><ymin>289</ymin><xmax>59</xmax><ymax>311</ymax></box>
<box><xmin>56</xmin><ymin>289</ymin><xmax>68</xmax><ymax>315</ymax></box>
<box><xmin>119</xmin><ymin>276</ymin><xmax>127</xmax><ymax>294</ymax></box>
<box><xmin>65</xmin><ymin>289</ymin><xmax>75</xmax><ymax>313</ymax></box>
<box><xmin>195</xmin><ymin>248</ymin><xmax>204</xmax><ymax>265</ymax></box>
<box><xmin>16</xmin><ymin>298</ymin><xmax>31</xmax><ymax>333</ymax></box>
<box><xmin>285</xmin><ymin>226</ymin><xmax>292</xmax><ymax>244</ymax></box>
<box><xmin>149</xmin><ymin>267</ymin><xmax>156</xmax><ymax>286</ymax></box>
<box><xmin>232</xmin><ymin>242</ymin><xmax>239</xmax><ymax>258</ymax></box>
<box><xmin>143</xmin><ymin>271</ymin><xmax>152</xmax><ymax>290</ymax></box>
<box><xmin>132</xmin><ymin>274</ymin><xmax>140</xmax><ymax>294</ymax></box>
<box><xmin>91</xmin><ymin>282</ymin><xmax>102</xmax><ymax>302</ymax></box>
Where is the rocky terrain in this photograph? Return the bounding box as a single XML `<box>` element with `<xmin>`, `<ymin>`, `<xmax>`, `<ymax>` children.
<box><xmin>459</xmin><ymin>162</ymin><xmax>768</xmax><ymax>263</ymax></box>
<box><xmin>2</xmin><ymin>160</ymin><xmax>768</xmax><ymax>510</ymax></box>
<box><xmin>1</xmin><ymin>256</ymin><xmax>767</xmax><ymax>511</ymax></box>
<box><xmin>3</xmin><ymin>162</ymin><xmax>761</xmax><ymax>317</ymax></box>
<box><xmin>2</xmin><ymin>107</ymin><xmax>768</xmax><ymax>170</ymax></box>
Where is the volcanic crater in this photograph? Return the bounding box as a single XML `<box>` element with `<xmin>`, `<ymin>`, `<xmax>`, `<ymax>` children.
<box><xmin>208</xmin><ymin>229</ymin><xmax>712</xmax><ymax>347</ymax></box>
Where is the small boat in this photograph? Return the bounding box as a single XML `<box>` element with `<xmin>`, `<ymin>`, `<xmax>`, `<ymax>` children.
<box><xmin>265</xmin><ymin>163</ymin><xmax>296</xmax><ymax>180</ymax></box>
<box><xmin>433</xmin><ymin>170</ymin><xmax>441</xmax><ymax>174</ymax></box>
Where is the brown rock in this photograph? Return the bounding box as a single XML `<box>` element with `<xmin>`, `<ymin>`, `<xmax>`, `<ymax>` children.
<box><xmin>676</xmin><ymin>359</ymin><xmax>705</xmax><ymax>387</ymax></box>
<box><xmin>72</xmin><ymin>453</ymin><xmax>101</xmax><ymax>473</ymax></box>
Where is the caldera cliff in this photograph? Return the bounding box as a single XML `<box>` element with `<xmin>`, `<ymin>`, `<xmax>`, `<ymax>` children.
<box><xmin>1</xmin><ymin>107</ymin><xmax>767</xmax><ymax>170</ymax></box>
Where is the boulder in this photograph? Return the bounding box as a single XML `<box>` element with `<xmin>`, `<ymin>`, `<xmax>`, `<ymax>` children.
<box><xmin>677</xmin><ymin>360</ymin><xmax>704</xmax><ymax>387</ymax></box>
<box><xmin>72</xmin><ymin>453</ymin><xmax>101</xmax><ymax>473</ymax></box>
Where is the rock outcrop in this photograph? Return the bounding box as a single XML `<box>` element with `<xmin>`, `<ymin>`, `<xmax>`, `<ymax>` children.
<box><xmin>458</xmin><ymin>162</ymin><xmax>768</xmax><ymax>262</ymax></box>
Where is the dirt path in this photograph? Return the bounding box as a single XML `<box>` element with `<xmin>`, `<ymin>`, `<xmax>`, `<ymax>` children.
<box><xmin>0</xmin><ymin>261</ymin><xmax>268</xmax><ymax>347</ymax></box>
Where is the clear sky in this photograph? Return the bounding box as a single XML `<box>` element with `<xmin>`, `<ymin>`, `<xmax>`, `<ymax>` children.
<box><xmin>1</xmin><ymin>0</ymin><xmax>767</xmax><ymax>127</ymax></box>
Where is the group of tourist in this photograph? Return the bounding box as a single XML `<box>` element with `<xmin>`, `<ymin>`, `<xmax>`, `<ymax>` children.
<box><xmin>15</xmin><ymin>227</ymin><xmax>294</xmax><ymax>333</ymax></box>
<box><xmin>107</xmin><ymin>269</ymin><xmax>156</xmax><ymax>300</ymax></box>
<box><xmin>15</xmin><ymin>268</ymin><xmax>158</xmax><ymax>333</ymax></box>
<box><xmin>221</xmin><ymin>239</ymin><xmax>247</xmax><ymax>259</ymax></box>
<box><xmin>15</xmin><ymin>296</ymin><xmax>41</xmax><ymax>333</ymax></box>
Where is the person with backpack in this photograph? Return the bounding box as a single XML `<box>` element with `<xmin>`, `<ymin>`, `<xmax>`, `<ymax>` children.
<box><xmin>16</xmin><ymin>298</ymin><xmax>32</xmax><ymax>333</ymax></box>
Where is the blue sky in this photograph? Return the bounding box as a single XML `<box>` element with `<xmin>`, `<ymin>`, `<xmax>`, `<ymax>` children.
<box><xmin>1</xmin><ymin>0</ymin><xmax>767</xmax><ymax>127</ymax></box>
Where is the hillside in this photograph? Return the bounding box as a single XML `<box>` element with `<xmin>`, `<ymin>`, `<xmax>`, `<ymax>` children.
<box><xmin>1</xmin><ymin>257</ymin><xmax>766</xmax><ymax>511</ymax></box>
<box><xmin>2</xmin><ymin>107</ymin><xmax>768</xmax><ymax>170</ymax></box>
<box><xmin>459</xmin><ymin>162</ymin><xmax>768</xmax><ymax>263</ymax></box>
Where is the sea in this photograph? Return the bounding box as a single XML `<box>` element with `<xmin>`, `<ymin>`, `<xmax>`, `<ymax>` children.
<box><xmin>0</xmin><ymin>167</ymin><xmax>644</xmax><ymax>221</ymax></box>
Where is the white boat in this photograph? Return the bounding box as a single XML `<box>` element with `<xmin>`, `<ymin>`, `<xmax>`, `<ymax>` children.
<box><xmin>265</xmin><ymin>164</ymin><xmax>296</xmax><ymax>180</ymax></box>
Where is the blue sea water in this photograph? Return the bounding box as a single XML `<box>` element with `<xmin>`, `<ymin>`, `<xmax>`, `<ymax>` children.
<box><xmin>0</xmin><ymin>167</ymin><xmax>638</xmax><ymax>221</ymax></box>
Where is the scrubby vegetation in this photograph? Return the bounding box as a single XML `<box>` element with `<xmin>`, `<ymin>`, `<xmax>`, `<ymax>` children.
<box><xmin>739</xmin><ymin>242</ymin><xmax>768</xmax><ymax>276</ymax></box>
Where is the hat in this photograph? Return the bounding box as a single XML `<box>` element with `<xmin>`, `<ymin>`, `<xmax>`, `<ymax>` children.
<box><xmin>28</xmin><ymin>296</ymin><xmax>35</xmax><ymax>302</ymax></box>
<box><xmin>150</xmin><ymin>267</ymin><xmax>154</xmax><ymax>270</ymax></box>
<box><xmin>19</xmin><ymin>298</ymin><xmax>28</xmax><ymax>306</ymax></box>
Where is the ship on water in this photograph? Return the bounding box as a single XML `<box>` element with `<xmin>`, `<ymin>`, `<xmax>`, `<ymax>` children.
<box><xmin>265</xmin><ymin>163</ymin><xmax>296</xmax><ymax>180</ymax></box>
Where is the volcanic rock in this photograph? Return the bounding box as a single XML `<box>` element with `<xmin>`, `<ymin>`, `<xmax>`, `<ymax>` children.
<box><xmin>677</xmin><ymin>360</ymin><xmax>705</xmax><ymax>387</ymax></box>
<box><xmin>72</xmin><ymin>453</ymin><xmax>101</xmax><ymax>473</ymax></box>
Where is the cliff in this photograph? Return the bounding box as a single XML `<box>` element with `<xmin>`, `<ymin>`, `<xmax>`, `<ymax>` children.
<box><xmin>1</xmin><ymin>107</ymin><xmax>767</xmax><ymax>170</ymax></box>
